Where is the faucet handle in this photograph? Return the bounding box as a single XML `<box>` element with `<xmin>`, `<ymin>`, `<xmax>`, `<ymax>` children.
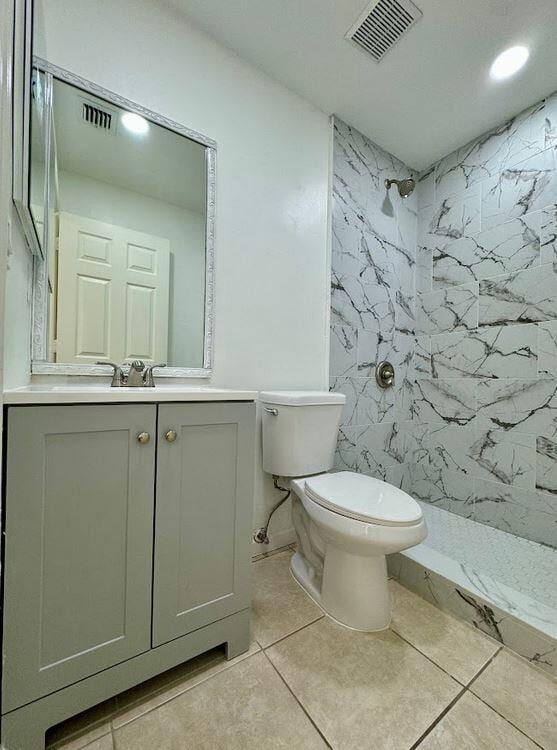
<box><xmin>143</xmin><ymin>363</ymin><xmax>166</xmax><ymax>387</ymax></box>
<box><xmin>96</xmin><ymin>361</ymin><xmax>125</xmax><ymax>387</ymax></box>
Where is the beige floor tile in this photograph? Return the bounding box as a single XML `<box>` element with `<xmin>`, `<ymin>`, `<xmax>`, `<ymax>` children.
<box><xmin>252</xmin><ymin>549</ymin><xmax>323</xmax><ymax>647</ymax></box>
<box><xmin>267</xmin><ymin>616</ymin><xmax>460</xmax><ymax>750</ymax></box>
<box><xmin>113</xmin><ymin>651</ymin><xmax>327</xmax><ymax>749</ymax></box>
<box><xmin>417</xmin><ymin>692</ymin><xmax>538</xmax><ymax>749</ymax></box>
<box><xmin>81</xmin><ymin>738</ymin><xmax>114</xmax><ymax>750</ymax></box>
<box><xmin>389</xmin><ymin>580</ymin><xmax>500</xmax><ymax>684</ymax></box>
<box><xmin>471</xmin><ymin>649</ymin><xmax>557</xmax><ymax>749</ymax></box>
<box><xmin>47</xmin><ymin>698</ymin><xmax>116</xmax><ymax>750</ymax></box>
<box><xmin>112</xmin><ymin>641</ymin><xmax>260</xmax><ymax>728</ymax></box>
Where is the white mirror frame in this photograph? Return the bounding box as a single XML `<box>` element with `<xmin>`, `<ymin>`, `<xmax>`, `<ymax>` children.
<box><xmin>12</xmin><ymin>0</ymin><xmax>44</xmax><ymax>259</ymax></box>
<box><xmin>31</xmin><ymin>58</ymin><xmax>216</xmax><ymax>379</ymax></box>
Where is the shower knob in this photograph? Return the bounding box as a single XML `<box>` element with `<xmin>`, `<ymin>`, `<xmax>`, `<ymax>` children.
<box><xmin>376</xmin><ymin>361</ymin><xmax>395</xmax><ymax>389</ymax></box>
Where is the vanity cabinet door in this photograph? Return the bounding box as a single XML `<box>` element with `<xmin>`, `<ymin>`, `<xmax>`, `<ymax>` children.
<box><xmin>153</xmin><ymin>402</ymin><xmax>255</xmax><ymax>646</ymax></box>
<box><xmin>2</xmin><ymin>404</ymin><xmax>156</xmax><ymax>712</ymax></box>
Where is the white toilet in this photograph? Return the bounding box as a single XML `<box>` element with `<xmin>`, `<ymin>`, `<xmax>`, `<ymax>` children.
<box><xmin>260</xmin><ymin>390</ymin><xmax>427</xmax><ymax>632</ymax></box>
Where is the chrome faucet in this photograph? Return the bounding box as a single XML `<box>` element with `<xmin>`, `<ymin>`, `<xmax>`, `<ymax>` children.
<box><xmin>97</xmin><ymin>361</ymin><xmax>167</xmax><ymax>387</ymax></box>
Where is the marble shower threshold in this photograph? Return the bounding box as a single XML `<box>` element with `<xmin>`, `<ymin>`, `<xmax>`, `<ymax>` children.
<box><xmin>388</xmin><ymin>502</ymin><xmax>557</xmax><ymax>679</ymax></box>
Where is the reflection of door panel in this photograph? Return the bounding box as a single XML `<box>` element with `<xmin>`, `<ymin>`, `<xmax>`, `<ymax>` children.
<box><xmin>56</xmin><ymin>213</ymin><xmax>169</xmax><ymax>364</ymax></box>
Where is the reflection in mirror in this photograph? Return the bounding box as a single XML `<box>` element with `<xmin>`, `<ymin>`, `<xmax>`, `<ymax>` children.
<box><xmin>42</xmin><ymin>77</ymin><xmax>209</xmax><ymax>369</ymax></box>
<box><xmin>29</xmin><ymin>68</ymin><xmax>46</xmax><ymax>252</ymax></box>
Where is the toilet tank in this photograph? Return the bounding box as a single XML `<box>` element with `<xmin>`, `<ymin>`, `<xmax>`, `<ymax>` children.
<box><xmin>260</xmin><ymin>391</ymin><xmax>346</xmax><ymax>477</ymax></box>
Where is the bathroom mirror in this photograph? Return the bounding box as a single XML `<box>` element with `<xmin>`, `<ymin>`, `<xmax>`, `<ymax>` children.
<box><xmin>13</xmin><ymin>0</ymin><xmax>45</xmax><ymax>258</ymax></box>
<box><xmin>29</xmin><ymin>59</ymin><xmax>215</xmax><ymax>377</ymax></box>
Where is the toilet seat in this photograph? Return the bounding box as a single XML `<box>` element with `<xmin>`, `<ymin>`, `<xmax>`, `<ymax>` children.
<box><xmin>304</xmin><ymin>471</ymin><xmax>422</xmax><ymax>527</ymax></box>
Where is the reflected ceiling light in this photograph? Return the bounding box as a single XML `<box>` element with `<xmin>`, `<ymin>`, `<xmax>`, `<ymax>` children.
<box><xmin>490</xmin><ymin>45</ymin><xmax>529</xmax><ymax>81</ymax></box>
<box><xmin>121</xmin><ymin>111</ymin><xmax>149</xmax><ymax>135</ymax></box>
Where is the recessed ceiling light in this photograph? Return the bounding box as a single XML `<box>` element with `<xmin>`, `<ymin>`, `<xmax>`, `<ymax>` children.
<box><xmin>490</xmin><ymin>45</ymin><xmax>529</xmax><ymax>81</ymax></box>
<box><xmin>121</xmin><ymin>111</ymin><xmax>149</xmax><ymax>135</ymax></box>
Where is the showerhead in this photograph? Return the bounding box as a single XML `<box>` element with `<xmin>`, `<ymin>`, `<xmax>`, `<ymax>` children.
<box><xmin>384</xmin><ymin>177</ymin><xmax>416</xmax><ymax>198</ymax></box>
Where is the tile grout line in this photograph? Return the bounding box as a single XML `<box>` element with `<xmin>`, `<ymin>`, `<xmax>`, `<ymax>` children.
<box><xmin>390</xmin><ymin>628</ymin><xmax>468</xmax><ymax>685</ymax></box>
<box><xmin>261</xmin><ymin>650</ymin><xmax>333</xmax><ymax>749</ymax></box>
<box><xmin>109</xmin><ymin>648</ymin><xmax>262</xmax><ymax>733</ymax></box>
<box><xmin>260</xmin><ymin>614</ymin><xmax>325</xmax><ymax>651</ymax></box>
<box><xmin>408</xmin><ymin>646</ymin><xmax>503</xmax><ymax>750</ymax></box>
<box><xmin>465</xmin><ymin>647</ymin><xmax>546</xmax><ymax>750</ymax></box>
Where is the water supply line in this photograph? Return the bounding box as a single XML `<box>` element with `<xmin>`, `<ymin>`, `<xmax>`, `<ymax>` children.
<box><xmin>253</xmin><ymin>475</ymin><xmax>291</xmax><ymax>544</ymax></box>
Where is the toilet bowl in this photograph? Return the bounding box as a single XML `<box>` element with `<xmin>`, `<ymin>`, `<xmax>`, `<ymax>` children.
<box><xmin>259</xmin><ymin>390</ymin><xmax>427</xmax><ymax>632</ymax></box>
<box><xmin>290</xmin><ymin>471</ymin><xmax>426</xmax><ymax>631</ymax></box>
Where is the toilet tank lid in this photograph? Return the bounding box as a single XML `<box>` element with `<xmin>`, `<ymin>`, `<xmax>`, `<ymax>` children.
<box><xmin>259</xmin><ymin>390</ymin><xmax>346</xmax><ymax>406</ymax></box>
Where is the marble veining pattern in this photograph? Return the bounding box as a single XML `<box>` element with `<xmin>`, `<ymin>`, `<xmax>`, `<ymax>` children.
<box><xmin>538</xmin><ymin>319</ymin><xmax>557</xmax><ymax>377</ymax></box>
<box><xmin>479</xmin><ymin>263</ymin><xmax>557</xmax><ymax>326</ymax></box>
<box><xmin>432</xmin><ymin>215</ymin><xmax>540</xmax><ymax>290</ymax></box>
<box><xmin>330</xmin><ymin>118</ymin><xmax>418</xmax><ymax>487</ymax></box>
<box><xmin>417</xmin><ymin>283</ymin><xmax>478</xmax><ymax>336</ymax></box>
<box><xmin>430</xmin><ymin>324</ymin><xmax>538</xmax><ymax>379</ymax></box>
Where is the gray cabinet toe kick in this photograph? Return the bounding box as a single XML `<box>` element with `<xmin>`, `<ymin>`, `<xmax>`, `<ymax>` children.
<box><xmin>1</xmin><ymin>401</ymin><xmax>256</xmax><ymax>750</ymax></box>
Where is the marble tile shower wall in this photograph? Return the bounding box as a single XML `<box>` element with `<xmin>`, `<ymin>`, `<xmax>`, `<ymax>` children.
<box><xmin>414</xmin><ymin>92</ymin><xmax>557</xmax><ymax>549</ymax></box>
<box><xmin>330</xmin><ymin>118</ymin><xmax>419</xmax><ymax>489</ymax></box>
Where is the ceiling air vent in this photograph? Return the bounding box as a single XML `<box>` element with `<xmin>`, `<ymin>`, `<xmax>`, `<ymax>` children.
<box><xmin>81</xmin><ymin>101</ymin><xmax>114</xmax><ymax>131</ymax></box>
<box><xmin>346</xmin><ymin>0</ymin><xmax>422</xmax><ymax>62</ymax></box>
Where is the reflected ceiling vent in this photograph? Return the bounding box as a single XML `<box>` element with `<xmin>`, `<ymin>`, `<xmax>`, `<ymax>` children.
<box><xmin>346</xmin><ymin>0</ymin><xmax>422</xmax><ymax>62</ymax></box>
<box><xmin>80</xmin><ymin>100</ymin><xmax>114</xmax><ymax>131</ymax></box>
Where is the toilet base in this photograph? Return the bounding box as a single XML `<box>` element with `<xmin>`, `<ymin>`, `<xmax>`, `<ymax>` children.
<box><xmin>290</xmin><ymin>549</ymin><xmax>392</xmax><ymax>632</ymax></box>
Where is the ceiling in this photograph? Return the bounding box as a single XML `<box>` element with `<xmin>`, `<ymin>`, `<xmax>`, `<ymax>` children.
<box><xmin>52</xmin><ymin>78</ymin><xmax>207</xmax><ymax>213</ymax></box>
<box><xmin>165</xmin><ymin>0</ymin><xmax>557</xmax><ymax>170</ymax></box>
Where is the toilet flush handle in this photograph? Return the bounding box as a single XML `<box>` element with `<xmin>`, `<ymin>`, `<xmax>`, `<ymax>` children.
<box><xmin>264</xmin><ymin>407</ymin><xmax>279</xmax><ymax>416</ymax></box>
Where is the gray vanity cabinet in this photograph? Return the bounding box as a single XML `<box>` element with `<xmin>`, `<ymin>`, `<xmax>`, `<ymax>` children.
<box><xmin>3</xmin><ymin>404</ymin><xmax>157</xmax><ymax>712</ymax></box>
<box><xmin>153</xmin><ymin>402</ymin><xmax>254</xmax><ymax>645</ymax></box>
<box><xmin>1</xmin><ymin>399</ymin><xmax>255</xmax><ymax>750</ymax></box>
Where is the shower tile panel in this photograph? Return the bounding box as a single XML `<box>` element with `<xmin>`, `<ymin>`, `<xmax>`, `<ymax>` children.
<box><xmin>545</xmin><ymin>91</ymin><xmax>557</xmax><ymax>148</ymax></box>
<box><xmin>538</xmin><ymin>320</ymin><xmax>557</xmax><ymax>378</ymax></box>
<box><xmin>413</xmin><ymin>378</ymin><xmax>477</xmax><ymax>426</ymax></box>
<box><xmin>421</xmin><ymin>184</ymin><xmax>481</xmax><ymax>243</ymax></box>
<box><xmin>540</xmin><ymin>204</ymin><xmax>557</xmax><ymax>265</ymax></box>
<box><xmin>473</xmin><ymin>476</ymin><xmax>557</xmax><ymax>548</ymax></box>
<box><xmin>411</xmin><ymin>463</ymin><xmax>476</xmax><ymax>516</ymax></box>
<box><xmin>334</xmin><ymin>426</ymin><xmax>359</xmax><ymax>473</ymax></box>
<box><xmin>428</xmin><ymin>423</ymin><xmax>535</xmax><ymax>489</ymax></box>
<box><xmin>434</xmin><ymin>101</ymin><xmax>547</xmax><ymax>199</ymax></box>
<box><xmin>414</xmin><ymin>336</ymin><xmax>432</xmax><ymax>379</ymax></box>
<box><xmin>430</xmin><ymin>324</ymin><xmax>538</xmax><ymax>379</ymax></box>
<box><xmin>331</xmin><ymin>117</ymin><xmax>418</xmax><ymax>476</ymax></box>
<box><xmin>329</xmin><ymin>377</ymin><xmax>361</xmax><ymax>427</ymax></box>
<box><xmin>330</xmin><ymin>325</ymin><xmax>358</xmax><ymax>377</ymax></box>
<box><xmin>417</xmin><ymin>166</ymin><xmax>435</xmax><ymax>210</ymax></box>
<box><xmin>331</xmin><ymin>271</ymin><xmax>394</xmax><ymax>333</ymax></box>
<box><xmin>479</xmin><ymin>264</ymin><xmax>557</xmax><ymax>326</ymax></box>
<box><xmin>481</xmin><ymin>147</ymin><xmax>557</xmax><ymax>231</ymax></box>
<box><xmin>415</xmin><ymin>241</ymin><xmax>433</xmax><ymax>293</ymax></box>
<box><xmin>357</xmin><ymin>377</ymin><xmax>396</xmax><ymax>425</ymax></box>
<box><xmin>432</xmin><ymin>215</ymin><xmax>540</xmax><ymax>290</ymax></box>
<box><xmin>416</xmin><ymin>283</ymin><xmax>479</xmax><ymax>336</ymax></box>
<box><xmin>536</xmin><ymin>435</ymin><xmax>557</xmax><ymax>496</ymax></box>
<box><xmin>476</xmin><ymin>378</ymin><xmax>557</xmax><ymax>436</ymax></box>
<box><xmin>351</xmin><ymin>421</ymin><xmax>416</xmax><ymax>477</ymax></box>
<box><xmin>356</xmin><ymin>329</ymin><xmax>392</xmax><ymax>377</ymax></box>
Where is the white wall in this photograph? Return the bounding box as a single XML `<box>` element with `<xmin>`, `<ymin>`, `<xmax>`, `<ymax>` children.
<box><xmin>57</xmin><ymin>169</ymin><xmax>206</xmax><ymax>367</ymax></box>
<box><xmin>34</xmin><ymin>0</ymin><xmax>332</xmax><ymax>545</ymax></box>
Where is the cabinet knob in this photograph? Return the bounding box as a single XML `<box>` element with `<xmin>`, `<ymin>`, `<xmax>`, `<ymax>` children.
<box><xmin>137</xmin><ymin>431</ymin><xmax>150</xmax><ymax>444</ymax></box>
<box><xmin>165</xmin><ymin>430</ymin><xmax>178</xmax><ymax>443</ymax></box>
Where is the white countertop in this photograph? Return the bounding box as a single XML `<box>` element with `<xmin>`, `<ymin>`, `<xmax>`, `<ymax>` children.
<box><xmin>3</xmin><ymin>385</ymin><xmax>258</xmax><ymax>405</ymax></box>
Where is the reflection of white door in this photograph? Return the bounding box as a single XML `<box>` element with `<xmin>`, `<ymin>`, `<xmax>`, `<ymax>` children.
<box><xmin>56</xmin><ymin>212</ymin><xmax>170</xmax><ymax>365</ymax></box>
